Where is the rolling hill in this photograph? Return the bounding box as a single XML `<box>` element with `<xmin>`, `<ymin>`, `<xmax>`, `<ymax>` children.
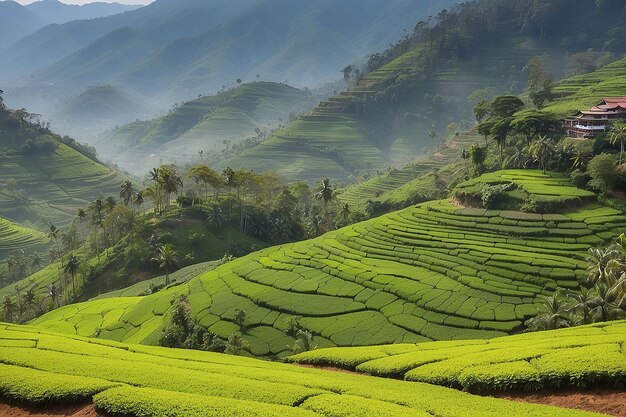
<box><xmin>0</xmin><ymin>104</ymin><xmax>122</xmax><ymax>227</ymax></box>
<box><xmin>52</xmin><ymin>85</ymin><xmax>148</xmax><ymax>142</ymax></box>
<box><xmin>0</xmin><ymin>323</ymin><xmax>595</xmax><ymax>417</ymax></box>
<box><xmin>0</xmin><ymin>217</ymin><xmax>48</xmax><ymax>261</ymax></box>
<box><xmin>1</xmin><ymin>0</ymin><xmax>456</xmax><ymax>105</ymax></box>
<box><xmin>222</xmin><ymin>0</ymin><xmax>626</xmax><ymax>182</ymax></box>
<box><xmin>291</xmin><ymin>320</ymin><xmax>626</xmax><ymax>392</ymax></box>
<box><xmin>31</xmin><ymin>171</ymin><xmax>626</xmax><ymax>357</ymax></box>
<box><xmin>98</xmin><ymin>82</ymin><xmax>316</xmax><ymax>175</ymax></box>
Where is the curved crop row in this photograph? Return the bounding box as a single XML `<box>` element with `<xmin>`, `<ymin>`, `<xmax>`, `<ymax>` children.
<box><xmin>290</xmin><ymin>320</ymin><xmax>626</xmax><ymax>392</ymax></box>
<box><xmin>0</xmin><ymin>323</ymin><xmax>605</xmax><ymax>417</ymax></box>
<box><xmin>32</xmin><ymin>183</ymin><xmax>626</xmax><ymax>356</ymax></box>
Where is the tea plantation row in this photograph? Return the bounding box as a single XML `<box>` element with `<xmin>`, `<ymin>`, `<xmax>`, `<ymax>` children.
<box><xmin>290</xmin><ymin>320</ymin><xmax>626</xmax><ymax>392</ymax></box>
<box><xmin>32</xmin><ymin>172</ymin><xmax>625</xmax><ymax>356</ymax></box>
<box><xmin>0</xmin><ymin>323</ymin><xmax>606</xmax><ymax>417</ymax></box>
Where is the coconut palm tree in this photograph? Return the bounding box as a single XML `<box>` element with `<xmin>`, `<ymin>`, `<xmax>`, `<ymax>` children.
<box><xmin>289</xmin><ymin>330</ymin><xmax>318</xmax><ymax>354</ymax></box>
<box><xmin>133</xmin><ymin>191</ymin><xmax>144</xmax><ymax>212</ymax></box>
<box><xmin>120</xmin><ymin>180</ymin><xmax>136</xmax><ymax>206</ymax></box>
<box><xmin>568</xmin><ymin>287</ymin><xmax>597</xmax><ymax>325</ymax></box>
<box><xmin>63</xmin><ymin>254</ymin><xmax>81</xmax><ymax>298</ymax></box>
<box><xmin>527</xmin><ymin>291</ymin><xmax>573</xmax><ymax>330</ymax></box>
<box><xmin>206</xmin><ymin>205</ymin><xmax>225</xmax><ymax>230</ymax></box>
<box><xmin>47</xmin><ymin>283</ymin><xmax>60</xmax><ymax>308</ymax></box>
<box><xmin>3</xmin><ymin>296</ymin><xmax>15</xmax><ymax>323</ymax></box>
<box><xmin>530</xmin><ymin>135</ymin><xmax>555</xmax><ymax>174</ymax></box>
<box><xmin>48</xmin><ymin>224</ymin><xmax>63</xmax><ymax>266</ymax></box>
<box><xmin>22</xmin><ymin>288</ymin><xmax>36</xmax><ymax>320</ymax></box>
<box><xmin>339</xmin><ymin>203</ymin><xmax>351</xmax><ymax>222</ymax></box>
<box><xmin>609</xmin><ymin>120</ymin><xmax>626</xmax><ymax>165</ymax></box>
<box><xmin>152</xmin><ymin>244</ymin><xmax>179</xmax><ymax>286</ymax></box>
<box><xmin>591</xmin><ymin>284</ymin><xmax>624</xmax><ymax>322</ymax></box>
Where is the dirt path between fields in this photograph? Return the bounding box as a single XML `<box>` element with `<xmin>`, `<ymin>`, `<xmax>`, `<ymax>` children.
<box><xmin>0</xmin><ymin>403</ymin><xmax>104</xmax><ymax>417</ymax></box>
<box><xmin>493</xmin><ymin>390</ymin><xmax>626</xmax><ymax>417</ymax></box>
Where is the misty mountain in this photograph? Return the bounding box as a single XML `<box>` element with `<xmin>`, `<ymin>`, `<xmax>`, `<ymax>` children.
<box><xmin>0</xmin><ymin>0</ymin><xmax>140</xmax><ymax>49</ymax></box>
<box><xmin>1</xmin><ymin>0</ymin><xmax>457</xmax><ymax>103</ymax></box>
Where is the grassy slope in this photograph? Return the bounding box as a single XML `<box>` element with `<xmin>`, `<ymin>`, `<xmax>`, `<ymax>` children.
<box><xmin>0</xmin><ymin>217</ymin><xmax>49</xmax><ymax>259</ymax></box>
<box><xmin>339</xmin><ymin>132</ymin><xmax>483</xmax><ymax>209</ymax></box>
<box><xmin>0</xmin><ymin>120</ymin><xmax>121</xmax><ymax>226</ymax></box>
<box><xmin>99</xmin><ymin>82</ymin><xmax>313</xmax><ymax>175</ymax></box>
<box><xmin>544</xmin><ymin>56</ymin><xmax>626</xmax><ymax>116</ymax></box>
<box><xmin>31</xmin><ymin>171</ymin><xmax>626</xmax><ymax>356</ymax></box>
<box><xmin>0</xmin><ymin>218</ymin><xmax>267</xmax><ymax>304</ymax></box>
<box><xmin>0</xmin><ymin>323</ymin><xmax>604</xmax><ymax>417</ymax></box>
<box><xmin>290</xmin><ymin>320</ymin><xmax>626</xmax><ymax>391</ymax></box>
<box><xmin>225</xmin><ymin>36</ymin><xmax>573</xmax><ymax>183</ymax></box>
<box><xmin>338</xmin><ymin>54</ymin><xmax>626</xmax><ymax>209</ymax></box>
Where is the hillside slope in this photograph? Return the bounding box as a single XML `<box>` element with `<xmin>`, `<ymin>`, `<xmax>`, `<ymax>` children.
<box><xmin>0</xmin><ymin>105</ymin><xmax>122</xmax><ymax>226</ymax></box>
<box><xmin>1</xmin><ymin>0</ymin><xmax>455</xmax><ymax>105</ymax></box>
<box><xmin>0</xmin><ymin>323</ymin><xmax>594</xmax><ymax>417</ymax></box>
<box><xmin>99</xmin><ymin>82</ymin><xmax>315</xmax><ymax>174</ymax></box>
<box><xmin>32</xmin><ymin>171</ymin><xmax>626</xmax><ymax>356</ymax></box>
<box><xmin>224</xmin><ymin>0</ymin><xmax>626</xmax><ymax>182</ymax></box>
<box><xmin>290</xmin><ymin>320</ymin><xmax>626</xmax><ymax>391</ymax></box>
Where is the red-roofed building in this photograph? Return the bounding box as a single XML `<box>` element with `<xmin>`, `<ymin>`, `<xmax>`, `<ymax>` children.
<box><xmin>564</xmin><ymin>97</ymin><xmax>626</xmax><ymax>139</ymax></box>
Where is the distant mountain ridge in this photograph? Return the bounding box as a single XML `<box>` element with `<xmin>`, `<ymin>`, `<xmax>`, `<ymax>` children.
<box><xmin>0</xmin><ymin>0</ymin><xmax>140</xmax><ymax>49</ymax></box>
<box><xmin>0</xmin><ymin>0</ymin><xmax>458</xmax><ymax>105</ymax></box>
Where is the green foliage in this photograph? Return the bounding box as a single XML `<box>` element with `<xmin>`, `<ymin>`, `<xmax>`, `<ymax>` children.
<box><xmin>587</xmin><ymin>154</ymin><xmax>619</xmax><ymax>193</ymax></box>
<box><xmin>291</xmin><ymin>320</ymin><xmax>626</xmax><ymax>392</ymax></box>
<box><xmin>0</xmin><ymin>324</ymin><xmax>605</xmax><ymax>416</ymax></box>
<box><xmin>31</xmin><ymin>172</ymin><xmax>626</xmax><ymax>357</ymax></box>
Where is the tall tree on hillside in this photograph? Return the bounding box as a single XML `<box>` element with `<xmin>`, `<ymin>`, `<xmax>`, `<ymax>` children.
<box><xmin>525</xmin><ymin>55</ymin><xmax>553</xmax><ymax>109</ymax></box>
<box><xmin>120</xmin><ymin>180</ymin><xmax>136</xmax><ymax>206</ymax></box>
<box><xmin>63</xmin><ymin>254</ymin><xmax>80</xmax><ymax>298</ymax></box>
<box><xmin>530</xmin><ymin>135</ymin><xmax>556</xmax><ymax>173</ymax></box>
<box><xmin>89</xmin><ymin>199</ymin><xmax>107</xmax><ymax>257</ymax></box>
<box><xmin>22</xmin><ymin>288</ymin><xmax>36</xmax><ymax>320</ymax></box>
<box><xmin>2</xmin><ymin>296</ymin><xmax>15</xmax><ymax>323</ymax></box>
<box><xmin>47</xmin><ymin>224</ymin><xmax>62</xmax><ymax>266</ymax></box>
<box><xmin>609</xmin><ymin>120</ymin><xmax>626</xmax><ymax>164</ymax></box>
<box><xmin>152</xmin><ymin>243</ymin><xmax>180</xmax><ymax>286</ymax></box>
<box><xmin>133</xmin><ymin>191</ymin><xmax>144</xmax><ymax>212</ymax></box>
<box><xmin>342</xmin><ymin>65</ymin><xmax>355</xmax><ymax>83</ymax></box>
<box><xmin>511</xmin><ymin>110</ymin><xmax>561</xmax><ymax>143</ymax></box>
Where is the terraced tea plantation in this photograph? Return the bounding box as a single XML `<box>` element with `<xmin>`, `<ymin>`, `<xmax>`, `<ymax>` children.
<box><xmin>290</xmin><ymin>320</ymin><xmax>626</xmax><ymax>392</ymax></box>
<box><xmin>0</xmin><ymin>217</ymin><xmax>48</xmax><ymax>258</ymax></box>
<box><xmin>0</xmin><ymin>323</ymin><xmax>608</xmax><ymax>417</ymax></box>
<box><xmin>339</xmin><ymin>132</ymin><xmax>483</xmax><ymax>210</ymax></box>
<box><xmin>31</xmin><ymin>171</ymin><xmax>626</xmax><ymax>356</ymax></box>
<box><xmin>453</xmin><ymin>170</ymin><xmax>598</xmax><ymax>211</ymax></box>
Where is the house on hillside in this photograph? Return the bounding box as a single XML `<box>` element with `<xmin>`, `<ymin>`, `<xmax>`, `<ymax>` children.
<box><xmin>564</xmin><ymin>97</ymin><xmax>626</xmax><ymax>139</ymax></box>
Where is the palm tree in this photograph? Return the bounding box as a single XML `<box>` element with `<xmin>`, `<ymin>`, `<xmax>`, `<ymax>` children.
<box><xmin>89</xmin><ymin>198</ymin><xmax>107</xmax><ymax>256</ymax></box>
<box><xmin>152</xmin><ymin>244</ymin><xmax>179</xmax><ymax>286</ymax></box>
<box><xmin>527</xmin><ymin>291</ymin><xmax>573</xmax><ymax>330</ymax></box>
<box><xmin>77</xmin><ymin>208</ymin><xmax>86</xmax><ymax>238</ymax></box>
<box><xmin>3</xmin><ymin>296</ymin><xmax>15</xmax><ymax>323</ymax></box>
<box><xmin>339</xmin><ymin>203</ymin><xmax>351</xmax><ymax>222</ymax></box>
<box><xmin>120</xmin><ymin>180</ymin><xmax>136</xmax><ymax>206</ymax></box>
<box><xmin>571</xmin><ymin>149</ymin><xmax>590</xmax><ymax>170</ymax></box>
<box><xmin>289</xmin><ymin>330</ymin><xmax>318</xmax><ymax>354</ymax></box>
<box><xmin>133</xmin><ymin>191</ymin><xmax>145</xmax><ymax>213</ymax></box>
<box><xmin>63</xmin><ymin>254</ymin><xmax>81</xmax><ymax>298</ymax></box>
<box><xmin>22</xmin><ymin>288</ymin><xmax>36</xmax><ymax>319</ymax></box>
<box><xmin>568</xmin><ymin>287</ymin><xmax>597</xmax><ymax>325</ymax></box>
<box><xmin>316</xmin><ymin>179</ymin><xmax>334</xmax><ymax>208</ymax></box>
<box><xmin>48</xmin><ymin>224</ymin><xmax>63</xmax><ymax>266</ymax></box>
<box><xmin>530</xmin><ymin>135</ymin><xmax>555</xmax><ymax>174</ymax></box>
<box><xmin>47</xmin><ymin>283</ymin><xmax>60</xmax><ymax>308</ymax></box>
<box><xmin>270</xmin><ymin>218</ymin><xmax>291</xmax><ymax>243</ymax></box>
<box><xmin>609</xmin><ymin>120</ymin><xmax>626</xmax><ymax>165</ymax></box>
<box><xmin>206</xmin><ymin>205</ymin><xmax>225</xmax><ymax>230</ymax></box>
<box><xmin>591</xmin><ymin>284</ymin><xmax>624</xmax><ymax>322</ymax></box>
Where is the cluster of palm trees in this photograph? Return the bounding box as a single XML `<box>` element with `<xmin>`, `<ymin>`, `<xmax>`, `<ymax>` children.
<box><xmin>528</xmin><ymin>234</ymin><xmax>626</xmax><ymax>331</ymax></box>
<box><xmin>144</xmin><ymin>167</ymin><xmax>183</xmax><ymax>216</ymax></box>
